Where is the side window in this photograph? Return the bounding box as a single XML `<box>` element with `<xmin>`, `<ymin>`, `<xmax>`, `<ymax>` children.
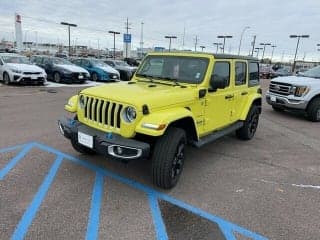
<box><xmin>83</xmin><ymin>60</ymin><xmax>90</xmax><ymax>67</ymax></box>
<box><xmin>211</xmin><ymin>62</ymin><xmax>230</xmax><ymax>87</ymax></box>
<box><xmin>0</xmin><ymin>59</ymin><xmax>3</xmax><ymax>65</ymax></box>
<box><xmin>43</xmin><ymin>58</ymin><xmax>51</xmax><ymax>65</ymax></box>
<box><xmin>106</xmin><ymin>61</ymin><xmax>114</xmax><ymax>67</ymax></box>
<box><xmin>235</xmin><ymin>62</ymin><xmax>247</xmax><ymax>86</ymax></box>
<box><xmin>249</xmin><ymin>62</ymin><xmax>259</xmax><ymax>86</ymax></box>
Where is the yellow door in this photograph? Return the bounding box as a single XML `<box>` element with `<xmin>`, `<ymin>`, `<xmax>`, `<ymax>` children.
<box><xmin>204</xmin><ymin>61</ymin><xmax>234</xmax><ymax>133</ymax></box>
<box><xmin>232</xmin><ymin>60</ymin><xmax>249</xmax><ymax>120</ymax></box>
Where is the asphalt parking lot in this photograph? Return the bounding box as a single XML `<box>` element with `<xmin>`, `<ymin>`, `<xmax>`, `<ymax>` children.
<box><xmin>0</xmin><ymin>80</ymin><xmax>319</xmax><ymax>240</ymax></box>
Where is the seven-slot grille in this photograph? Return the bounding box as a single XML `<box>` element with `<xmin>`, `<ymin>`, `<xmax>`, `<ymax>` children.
<box><xmin>269</xmin><ymin>82</ymin><xmax>292</xmax><ymax>96</ymax></box>
<box><xmin>84</xmin><ymin>96</ymin><xmax>123</xmax><ymax>128</ymax></box>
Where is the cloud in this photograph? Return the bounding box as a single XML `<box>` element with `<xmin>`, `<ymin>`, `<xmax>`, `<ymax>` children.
<box><xmin>0</xmin><ymin>0</ymin><xmax>319</xmax><ymax>61</ymax></box>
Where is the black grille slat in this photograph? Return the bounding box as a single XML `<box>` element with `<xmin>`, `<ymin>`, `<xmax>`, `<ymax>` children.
<box><xmin>110</xmin><ymin>104</ymin><xmax>116</xmax><ymax>126</ymax></box>
<box><xmin>99</xmin><ymin>100</ymin><xmax>104</xmax><ymax>123</ymax></box>
<box><xmin>105</xmin><ymin>102</ymin><xmax>110</xmax><ymax>125</ymax></box>
<box><xmin>269</xmin><ymin>82</ymin><xmax>291</xmax><ymax>96</ymax></box>
<box><xmin>117</xmin><ymin>105</ymin><xmax>123</xmax><ymax>128</ymax></box>
<box><xmin>83</xmin><ymin>97</ymin><xmax>122</xmax><ymax>128</ymax></box>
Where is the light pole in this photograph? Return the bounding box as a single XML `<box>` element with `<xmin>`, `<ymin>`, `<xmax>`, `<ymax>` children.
<box><xmin>217</xmin><ymin>35</ymin><xmax>233</xmax><ymax>53</ymax></box>
<box><xmin>290</xmin><ymin>34</ymin><xmax>309</xmax><ymax>72</ymax></box>
<box><xmin>109</xmin><ymin>30</ymin><xmax>120</xmax><ymax>59</ymax></box>
<box><xmin>270</xmin><ymin>45</ymin><xmax>276</xmax><ymax>63</ymax></box>
<box><xmin>213</xmin><ymin>43</ymin><xmax>222</xmax><ymax>53</ymax></box>
<box><xmin>200</xmin><ymin>45</ymin><xmax>205</xmax><ymax>52</ymax></box>
<box><xmin>60</xmin><ymin>22</ymin><xmax>77</xmax><ymax>56</ymax></box>
<box><xmin>238</xmin><ymin>26</ymin><xmax>250</xmax><ymax>55</ymax></box>
<box><xmin>260</xmin><ymin>43</ymin><xmax>271</xmax><ymax>60</ymax></box>
<box><xmin>255</xmin><ymin>47</ymin><xmax>263</xmax><ymax>58</ymax></box>
<box><xmin>165</xmin><ymin>35</ymin><xmax>177</xmax><ymax>52</ymax></box>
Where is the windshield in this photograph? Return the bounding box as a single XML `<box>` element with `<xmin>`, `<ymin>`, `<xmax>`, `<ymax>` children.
<box><xmin>91</xmin><ymin>59</ymin><xmax>108</xmax><ymax>67</ymax></box>
<box><xmin>299</xmin><ymin>66</ymin><xmax>320</xmax><ymax>79</ymax></box>
<box><xmin>115</xmin><ymin>61</ymin><xmax>130</xmax><ymax>67</ymax></box>
<box><xmin>136</xmin><ymin>56</ymin><xmax>209</xmax><ymax>84</ymax></box>
<box><xmin>2</xmin><ymin>56</ymin><xmax>30</xmax><ymax>64</ymax></box>
<box><xmin>52</xmin><ymin>58</ymin><xmax>73</xmax><ymax>65</ymax></box>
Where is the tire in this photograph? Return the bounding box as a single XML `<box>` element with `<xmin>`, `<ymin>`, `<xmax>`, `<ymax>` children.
<box><xmin>272</xmin><ymin>105</ymin><xmax>284</xmax><ymax>112</ymax></box>
<box><xmin>152</xmin><ymin>127</ymin><xmax>186</xmax><ymax>189</ymax></box>
<box><xmin>54</xmin><ymin>72</ymin><xmax>61</xmax><ymax>83</ymax></box>
<box><xmin>236</xmin><ymin>105</ymin><xmax>260</xmax><ymax>140</ymax></box>
<box><xmin>307</xmin><ymin>98</ymin><xmax>320</xmax><ymax>122</ymax></box>
<box><xmin>3</xmin><ymin>72</ymin><xmax>10</xmax><ymax>85</ymax></box>
<box><xmin>92</xmin><ymin>72</ymin><xmax>98</xmax><ymax>81</ymax></box>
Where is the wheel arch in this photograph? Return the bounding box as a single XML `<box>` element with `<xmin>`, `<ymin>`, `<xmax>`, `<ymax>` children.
<box><xmin>239</xmin><ymin>95</ymin><xmax>262</xmax><ymax>120</ymax></box>
<box><xmin>306</xmin><ymin>94</ymin><xmax>320</xmax><ymax>111</ymax></box>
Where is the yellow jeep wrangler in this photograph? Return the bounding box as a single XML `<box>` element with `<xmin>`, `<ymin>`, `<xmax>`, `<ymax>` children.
<box><xmin>58</xmin><ymin>52</ymin><xmax>262</xmax><ymax>189</ymax></box>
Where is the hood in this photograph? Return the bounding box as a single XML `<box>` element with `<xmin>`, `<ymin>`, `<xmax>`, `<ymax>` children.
<box><xmin>56</xmin><ymin>64</ymin><xmax>89</xmax><ymax>74</ymax></box>
<box><xmin>98</xmin><ymin>65</ymin><xmax>119</xmax><ymax>75</ymax></box>
<box><xmin>7</xmin><ymin>63</ymin><xmax>44</xmax><ymax>73</ymax></box>
<box><xmin>271</xmin><ymin>76</ymin><xmax>320</xmax><ymax>86</ymax></box>
<box><xmin>80</xmin><ymin>81</ymin><xmax>197</xmax><ymax>111</ymax></box>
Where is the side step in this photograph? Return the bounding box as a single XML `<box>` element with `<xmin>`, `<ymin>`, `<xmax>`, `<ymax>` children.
<box><xmin>192</xmin><ymin>121</ymin><xmax>244</xmax><ymax>148</ymax></box>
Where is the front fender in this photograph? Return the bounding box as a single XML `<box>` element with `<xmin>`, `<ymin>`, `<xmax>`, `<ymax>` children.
<box><xmin>239</xmin><ymin>94</ymin><xmax>262</xmax><ymax>120</ymax></box>
<box><xmin>135</xmin><ymin>108</ymin><xmax>196</xmax><ymax>136</ymax></box>
<box><xmin>64</xmin><ymin>95</ymin><xmax>78</xmax><ymax>113</ymax></box>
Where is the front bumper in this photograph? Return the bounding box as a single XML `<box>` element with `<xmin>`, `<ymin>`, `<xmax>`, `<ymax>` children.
<box><xmin>58</xmin><ymin>116</ymin><xmax>150</xmax><ymax>160</ymax></box>
<box><xmin>63</xmin><ymin>72</ymin><xmax>89</xmax><ymax>83</ymax></box>
<box><xmin>265</xmin><ymin>91</ymin><xmax>308</xmax><ymax>110</ymax></box>
<box><xmin>12</xmin><ymin>73</ymin><xmax>46</xmax><ymax>84</ymax></box>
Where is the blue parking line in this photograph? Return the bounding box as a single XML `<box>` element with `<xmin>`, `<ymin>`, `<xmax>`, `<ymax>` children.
<box><xmin>2</xmin><ymin>142</ymin><xmax>267</xmax><ymax>240</ymax></box>
<box><xmin>0</xmin><ymin>143</ymin><xmax>27</xmax><ymax>154</ymax></box>
<box><xmin>0</xmin><ymin>143</ymin><xmax>33</xmax><ymax>180</ymax></box>
<box><xmin>11</xmin><ymin>155</ymin><xmax>63</xmax><ymax>240</ymax></box>
<box><xmin>148</xmin><ymin>194</ymin><xmax>168</xmax><ymax>240</ymax></box>
<box><xmin>86</xmin><ymin>173</ymin><xmax>104</xmax><ymax>240</ymax></box>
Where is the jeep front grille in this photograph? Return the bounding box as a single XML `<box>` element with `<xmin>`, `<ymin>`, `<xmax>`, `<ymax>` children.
<box><xmin>269</xmin><ymin>82</ymin><xmax>292</xmax><ymax>96</ymax></box>
<box><xmin>84</xmin><ymin>97</ymin><xmax>123</xmax><ymax>128</ymax></box>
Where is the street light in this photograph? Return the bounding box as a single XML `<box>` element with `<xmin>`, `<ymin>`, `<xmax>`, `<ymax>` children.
<box><xmin>255</xmin><ymin>47</ymin><xmax>263</xmax><ymax>58</ymax></box>
<box><xmin>290</xmin><ymin>34</ymin><xmax>309</xmax><ymax>72</ymax></box>
<box><xmin>270</xmin><ymin>45</ymin><xmax>276</xmax><ymax>63</ymax></box>
<box><xmin>217</xmin><ymin>35</ymin><xmax>233</xmax><ymax>53</ymax></box>
<box><xmin>213</xmin><ymin>43</ymin><xmax>223</xmax><ymax>53</ymax></box>
<box><xmin>164</xmin><ymin>35</ymin><xmax>177</xmax><ymax>52</ymax></box>
<box><xmin>238</xmin><ymin>26</ymin><xmax>250</xmax><ymax>55</ymax></box>
<box><xmin>60</xmin><ymin>22</ymin><xmax>77</xmax><ymax>56</ymax></box>
<box><xmin>109</xmin><ymin>30</ymin><xmax>120</xmax><ymax>59</ymax></box>
<box><xmin>200</xmin><ymin>46</ymin><xmax>205</xmax><ymax>52</ymax></box>
<box><xmin>260</xmin><ymin>43</ymin><xmax>271</xmax><ymax>60</ymax></box>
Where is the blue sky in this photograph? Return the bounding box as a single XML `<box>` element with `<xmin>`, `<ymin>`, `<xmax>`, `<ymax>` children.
<box><xmin>0</xmin><ymin>0</ymin><xmax>320</xmax><ymax>61</ymax></box>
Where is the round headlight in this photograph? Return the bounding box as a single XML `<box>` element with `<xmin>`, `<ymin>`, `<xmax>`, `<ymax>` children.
<box><xmin>124</xmin><ymin>106</ymin><xmax>137</xmax><ymax>122</ymax></box>
<box><xmin>79</xmin><ymin>95</ymin><xmax>86</xmax><ymax>108</ymax></box>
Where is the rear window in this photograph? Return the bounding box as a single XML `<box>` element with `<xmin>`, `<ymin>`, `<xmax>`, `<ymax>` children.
<box><xmin>249</xmin><ymin>62</ymin><xmax>259</xmax><ymax>86</ymax></box>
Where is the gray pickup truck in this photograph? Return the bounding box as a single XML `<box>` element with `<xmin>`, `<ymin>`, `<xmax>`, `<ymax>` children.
<box><xmin>266</xmin><ymin>65</ymin><xmax>320</xmax><ymax>122</ymax></box>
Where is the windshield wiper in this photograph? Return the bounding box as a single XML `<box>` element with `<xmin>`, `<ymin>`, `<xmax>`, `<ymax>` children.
<box><xmin>157</xmin><ymin>76</ymin><xmax>186</xmax><ymax>87</ymax></box>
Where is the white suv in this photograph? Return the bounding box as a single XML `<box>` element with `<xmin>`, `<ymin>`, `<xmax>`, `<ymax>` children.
<box><xmin>0</xmin><ymin>53</ymin><xmax>47</xmax><ymax>85</ymax></box>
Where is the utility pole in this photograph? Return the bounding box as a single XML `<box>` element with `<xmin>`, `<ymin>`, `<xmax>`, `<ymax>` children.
<box><xmin>124</xmin><ymin>18</ymin><xmax>131</xmax><ymax>58</ymax></box>
<box><xmin>251</xmin><ymin>35</ymin><xmax>256</xmax><ymax>56</ymax></box>
<box><xmin>200</xmin><ymin>46</ymin><xmax>205</xmax><ymax>52</ymax></box>
<box><xmin>182</xmin><ymin>25</ymin><xmax>185</xmax><ymax>50</ymax></box>
<box><xmin>194</xmin><ymin>35</ymin><xmax>198</xmax><ymax>52</ymax></box>
<box><xmin>140</xmin><ymin>22</ymin><xmax>144</xmax><ymax>58</ymax></box>
<box><xmin>60</xmin><ymin>22</ymin><xmax>77</xmax><ymax>56</ymax></box>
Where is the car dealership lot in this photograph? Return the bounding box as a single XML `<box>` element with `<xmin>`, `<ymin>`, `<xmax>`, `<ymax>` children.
<box><xmin>0</xmin><ymin>80</ymin><xmax>319</xmax><ymax>239</ymax></box>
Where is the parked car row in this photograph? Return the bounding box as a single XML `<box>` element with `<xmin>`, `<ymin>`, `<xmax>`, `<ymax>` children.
<box><xmin>0</xmin><ymin>53</ymin><xmax>141</xmax><ymax>85</ymax></box>
<box><xmin>260</xmin><ymin>65</ymin><xmax>292</xmax><ymax>79</ymax></box>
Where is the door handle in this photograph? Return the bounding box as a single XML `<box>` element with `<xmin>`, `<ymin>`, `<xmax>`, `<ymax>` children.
<box><xmin>225</xmin><ymin>94</ymin><xmax>234</xmax><ymax>99</ymax></box>
<box><xmin>241</xmin><ymin>91</ymin><xmax>248</xmax><ymax>96</ymax></box>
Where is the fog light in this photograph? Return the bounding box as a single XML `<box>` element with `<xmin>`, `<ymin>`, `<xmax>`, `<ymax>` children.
<box><xmin>116</xmin><ymin>146</ymin><xmax>123</xmax><ymax>155</ymax></box>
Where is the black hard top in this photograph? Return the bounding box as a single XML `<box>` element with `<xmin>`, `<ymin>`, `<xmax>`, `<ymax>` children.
<box><xmin>213</xmin><ymin>53</ymin><xmax>258</xmax><ymax>61</ymax></box>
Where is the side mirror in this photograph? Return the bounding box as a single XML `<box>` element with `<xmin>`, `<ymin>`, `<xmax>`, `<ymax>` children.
<box><xmin>209</xmin><ymin>75</ymin><xmax>227</xmax><ymax>92</ymax></box>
